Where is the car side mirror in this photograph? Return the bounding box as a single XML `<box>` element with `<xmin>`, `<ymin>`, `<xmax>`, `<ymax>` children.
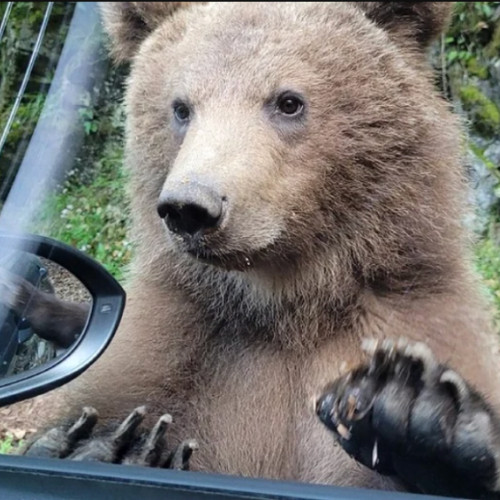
<box><xmin>0</xmin><ymin>232</ymin><xmax>125</xmax><ymax>406</ymax></box>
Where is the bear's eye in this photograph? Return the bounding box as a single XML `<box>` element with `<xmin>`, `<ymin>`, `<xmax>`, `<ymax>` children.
<box><xmin>276</xmin><ymin>93</ymin><xmax>304</xmax><ymax>116</ymax></box>
<box><xmin>173</xmin><ymin>102</ymin><xmax>191</xmax><ymax>123</ymax></box>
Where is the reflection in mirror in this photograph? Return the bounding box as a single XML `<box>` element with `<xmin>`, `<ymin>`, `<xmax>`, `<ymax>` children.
<box><xmin>0</xmin><ymin>250</ymin><xmax>92</xmax><ymax>378</ymax></box>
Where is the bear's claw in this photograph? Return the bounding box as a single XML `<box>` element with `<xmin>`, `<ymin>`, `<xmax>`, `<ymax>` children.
<box><xmin>316</xmin><ymin>338</ymin><xmax>500</xmax><ymax>499</ymax></box>
<box><xmin>21</xmin><ymin>406</ymin><xmax>197</xmax><ymax>470</ymax></box>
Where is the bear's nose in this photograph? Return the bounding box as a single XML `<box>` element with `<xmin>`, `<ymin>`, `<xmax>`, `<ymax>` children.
<box><xmin>157</xmin><ymin>182</ymin><xmax>223</xmax><ymax>236</ymax></box>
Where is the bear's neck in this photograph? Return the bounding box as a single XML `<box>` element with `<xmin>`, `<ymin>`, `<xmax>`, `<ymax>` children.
<box><xmin>136</xmin><ymin>240</ymin><xmax>461</xmax><ymax>351</ymax></box>
<box><xmin>144</xmin><ymin>249</ymin><xmax>364</xmax><ymax>350</ymax></box>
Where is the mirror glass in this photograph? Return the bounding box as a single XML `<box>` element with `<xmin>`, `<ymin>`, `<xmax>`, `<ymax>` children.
<box><xmin>0</xmin><ymin>249</ymin><xmax>92</xmax><ymax>378</ymax></box>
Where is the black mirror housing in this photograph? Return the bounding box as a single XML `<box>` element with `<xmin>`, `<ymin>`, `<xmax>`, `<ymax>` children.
<box><xmin>0</xmin><ymin>232</ymin><xmax>125</xmax><ymax>406</ymax></box>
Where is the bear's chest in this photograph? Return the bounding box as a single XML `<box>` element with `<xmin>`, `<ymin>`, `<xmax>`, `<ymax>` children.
<box><xmin>167</xmin><ymin>342</ymin><xmax>399</xmax><ymax>489</ymax></box>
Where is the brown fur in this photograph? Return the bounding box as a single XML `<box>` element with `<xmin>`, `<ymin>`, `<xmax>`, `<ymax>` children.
<box><xmin>0</xmin><ymin>269</ymin><xmax>90</xmax><ymax>348</ymax></box>
<box><xmin>9</xmin><ymin>2</ymin><xmax>500</xmax><ymax>492</ymax></box>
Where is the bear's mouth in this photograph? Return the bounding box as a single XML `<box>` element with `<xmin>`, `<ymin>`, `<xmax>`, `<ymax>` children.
<box><xmin>171</xmin><ymin>229</ymin><xmax>287</xmax><ymax>273</ymax></box>
<box><xmin>186</xmin><ymin>245</ymin><xmax>219</xmax><ymax>263</ymax></box>
<box><xmin>170</xmin><ymin>232</ymin><xmax>256</xmax><ymax>271</ymax></box>
<box><xmin>186</xmin><ymin>245</ymin><xmax>254</xmax><ymax>271</ymax></box>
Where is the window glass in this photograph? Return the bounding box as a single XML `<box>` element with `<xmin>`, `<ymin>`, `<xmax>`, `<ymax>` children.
<box><xmin>0</xmin><ymin>2</ymin><xmax>129</xmax><ymax>282</ymax></box>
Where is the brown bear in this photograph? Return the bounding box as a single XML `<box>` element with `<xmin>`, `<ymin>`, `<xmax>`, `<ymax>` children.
<box><xmin>14</xmin><ymin>2</ymin><xmax>500</xmax><ymax>497</ymax></box>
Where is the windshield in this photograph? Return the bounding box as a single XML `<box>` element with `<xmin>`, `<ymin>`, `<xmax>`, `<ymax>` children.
<box><xmin>0</xmin><ymin>2</ymin><xmax>129</xmax><ymax>281</ymax></box>
<box><xmin>0</xmin><ymin>2</ymin><xmax>500</xmax><ymax>493</ymax></box>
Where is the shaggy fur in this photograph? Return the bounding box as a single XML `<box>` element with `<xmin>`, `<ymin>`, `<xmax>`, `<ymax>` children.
<box><xmin>10</xmin><ymin>2</ymin><xmax>500</xmax><ymax>492</ymax></box>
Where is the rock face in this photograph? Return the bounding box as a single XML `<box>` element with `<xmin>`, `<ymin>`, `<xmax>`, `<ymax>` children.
<box><xmin>433</xmin><ymin>3</ymin><xmax>500</xmax><ymax>236</ymax></box>
<box><xmin>464</xmin><ymin>143</ymin><xmax>498</xmax><ymax>235</ymax></box>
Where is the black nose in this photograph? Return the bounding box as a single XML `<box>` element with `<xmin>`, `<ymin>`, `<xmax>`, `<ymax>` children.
<box><xmin>157</xmin><ymin>182</ymin><xmax>223</xmax><ymax>236</ymax></box>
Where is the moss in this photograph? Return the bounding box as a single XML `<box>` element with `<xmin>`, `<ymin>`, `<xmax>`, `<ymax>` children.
<box><xmin>465</xmin><ymin>57</ymin><xmax>489</xmax><ymax>79</ymax></box>
<box><xmin>470</xmin><ymin>142</ymin><xmax>499</xmax><ymax>174</ymax></box>
<box><xmin>459</xmin><ymin>85</ymin><xmax>500</xmax><ymax>137</ymax></box>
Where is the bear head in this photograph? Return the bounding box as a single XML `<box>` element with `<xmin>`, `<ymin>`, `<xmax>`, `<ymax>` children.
<box><xmin>99</xmin><ymin>2</ymin><xmax>464</xmax><ymax>312</ymax></box>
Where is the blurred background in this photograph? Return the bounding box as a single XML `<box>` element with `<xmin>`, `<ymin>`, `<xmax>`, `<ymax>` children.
<box><xmin>0</xmin><ymin>2</ymin><xmax>499</xmax><ymax>329</ymax></box>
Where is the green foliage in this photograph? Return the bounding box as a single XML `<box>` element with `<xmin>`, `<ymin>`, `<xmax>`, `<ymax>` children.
<box><xmin>34</xmin><ymin>67</ymin><xmax>132</xmax><ymax>281</ymax></box>
<box><xmin>444</xmin><ymin>3</ymin><xmax>500</xmax><ymax>328</ymax></box>
<box><xmin>0</xmin><ymin>436</ymin><xmax>14</xmax><ymax>455</ymax></box>
<box><xmin>0</xmin><ymin>435</ymin><xmax>24</xmax><ymax>455</ymax></box>
<box><xmin>475</xmin><ymin>236</ymin><xmax>500</xmax><ymax>327</ymax></box>
<box><xmin>0</xmin><ymin>2</ymin><xmax>131</xmax><ymax>280</ymax></box>
<box><xmin>79</xmin><ymin>107</ymin><xmax>99</xmax><ymax>136</ymax></box>
<box><xmin>459</xmin><ymin>85</ymin><xmax>500</xmax><ymax>137</ymax></box>
<box><xmin>445</xmin><ymin>1</ymin><xmax>500</xmax><ymax>66</ymax></box>
<box><xmin>0</xmin><ymin>93</ymin><xmax>46</xmax><ymax>143</ymax></box>
<box><xmin>443</xmin><ymin>2</ymin><xmax>500</xmax><ymax>104</ymax></box>
<box><xmin>0</xmin><ymin>2</ymin><xmax>74</xmax><ymax>195</ymax></box>
<box><xmin>36</xmin><ymin>141</ymin><xmax>131</xmax><ymax>280</ymax></box>
<box><xmin>77</xmin><ymin>92</ymin><xmax>103</xmax><ymax>136</ymax></box>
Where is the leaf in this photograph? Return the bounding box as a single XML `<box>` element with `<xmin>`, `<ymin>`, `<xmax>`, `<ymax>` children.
<box><xmin>482</xmin><ymin>3</ymin><xmax>492</xmax><ymax>17</ymax></box>
<box><xmin>84</xmin><ymin>122</ymin><xmax>92</xmax><ymax>135</ymax></box>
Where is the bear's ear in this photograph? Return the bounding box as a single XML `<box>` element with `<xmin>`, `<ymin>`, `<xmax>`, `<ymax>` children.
<box><xmin>99</xmin><ymin>2</ymin><xmax>194</xmax><ymax>63</ymax></box>
<box><xmin>356</xmin><ymin>2</ymin><xmax>454</xmax><ymax>49</ymax></box>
